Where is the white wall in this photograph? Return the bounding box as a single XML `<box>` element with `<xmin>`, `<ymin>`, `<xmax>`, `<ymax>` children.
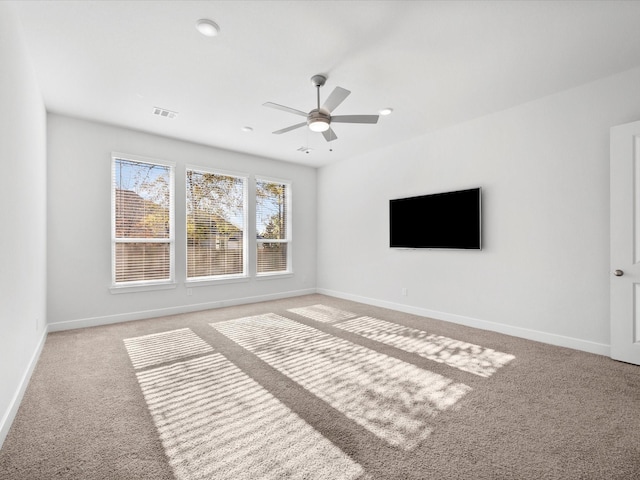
<box><xmin>0</xmin><ymin>3</ymin><xmax>48</xmax><ymax>446</ymax></box>
<box><xmin>47</xmin><ymin>114</ymin><xmax>317</xmax><ymax>329</ymax></box>
<box><xmin>318</xmin><ymin>66</ymin><xmax>640</xmax><ymax>354</ymax></box>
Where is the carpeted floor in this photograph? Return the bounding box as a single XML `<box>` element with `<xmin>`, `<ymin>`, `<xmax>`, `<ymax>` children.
<box><xmin>1</xmin><ymin>294</ymin><xmax>639</xmax><ymax>479</ymax></box>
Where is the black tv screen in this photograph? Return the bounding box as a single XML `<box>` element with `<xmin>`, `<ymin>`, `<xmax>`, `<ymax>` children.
<box><xmin>390</xmin><ymin>188</ymin><xmax>481</xmax><ymax>249</ymax></box>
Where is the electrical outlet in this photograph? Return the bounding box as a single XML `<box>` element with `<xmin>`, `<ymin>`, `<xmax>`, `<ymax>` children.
<box><xmin>187</xmin><ymin>288</ymin><xmax>193</xmax><ymax>296</ymax></box>
<box><xmin>401</xmin><ymin>288</ymin><xmax>408</xmax><ymax>296</ymax></box>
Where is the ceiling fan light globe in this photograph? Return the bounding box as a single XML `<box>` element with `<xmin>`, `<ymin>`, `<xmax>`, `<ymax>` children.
<box><xmin>308</xmin><ymin>118</ymin><xmax>330</xmax><ymax>132</ymax></box>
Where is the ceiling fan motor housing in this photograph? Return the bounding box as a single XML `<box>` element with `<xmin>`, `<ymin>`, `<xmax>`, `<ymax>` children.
<box><xmin>307</xmin><ymin>108</ymin><xmax>330</xmax><ymax>132</ymax></box>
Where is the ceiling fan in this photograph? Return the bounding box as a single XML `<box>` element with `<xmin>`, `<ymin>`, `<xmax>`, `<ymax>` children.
<box><xmin>263</xmin><ymin>74</ymin><xmax>379</xmax><ymax>142</ymax></box>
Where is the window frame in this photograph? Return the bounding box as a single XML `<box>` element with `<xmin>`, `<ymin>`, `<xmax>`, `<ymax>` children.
<box><xmin>110</xmin><ymin>152</ymin><xmax>176</xmax><ymax>292</ymax></box>
<box><xmin>255</xmin><ymin>175</ymin><xmax>292</xmax><ymax>277</ymax></box>
<box><xmin>185</xmin><ymin>165</ymin><xmax>249</xmax><ymax>284</ymax></box>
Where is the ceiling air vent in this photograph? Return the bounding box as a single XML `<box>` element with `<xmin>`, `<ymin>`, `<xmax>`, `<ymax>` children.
<box><xmin>152</xmin><ymin>107</ymin><xmax>178</xmax><ymax>119</ymax></box>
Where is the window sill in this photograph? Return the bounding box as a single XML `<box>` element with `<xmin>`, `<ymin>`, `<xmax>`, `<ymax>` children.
<box><xmin>255</xmin><ymin>272</ymin><xmax>293</xmax><ymax>280</ymax></box>
<box><xmin>110</xmin><ymin>282</ymin><xmax>177</xmax><ymax>294</ymax></box>
<box><xmin>185</xmin><ymin>276</ymin><xmax>250</xmax><ymax>287</ymax></box>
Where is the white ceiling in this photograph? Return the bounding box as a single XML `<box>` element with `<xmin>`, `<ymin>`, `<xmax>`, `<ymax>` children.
<box><xmin>10</xmin><ymin>0</ymin><xmax>640</xmax><ymax>167</ymax></box>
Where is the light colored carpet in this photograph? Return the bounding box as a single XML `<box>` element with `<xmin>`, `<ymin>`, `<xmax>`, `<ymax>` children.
<box><xmin>1</xmin><ymin>294</ymin><xmax>639</xmax><ymax>479</ymax></box>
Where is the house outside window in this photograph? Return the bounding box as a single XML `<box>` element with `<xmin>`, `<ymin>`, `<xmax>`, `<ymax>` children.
<box><xmin>256</xmin><ymin>178</ymin><xmax>291</xmax><ymax>275</ymax></box>
<box><xmin>111</xmin><ymin>154</ymin><xmax>175</xmax><ymax>286</ymax></box>
<box><xmin>186</xmin><ymin>167</ymin><xmax>248</xmax><ymax>280</ymax></box>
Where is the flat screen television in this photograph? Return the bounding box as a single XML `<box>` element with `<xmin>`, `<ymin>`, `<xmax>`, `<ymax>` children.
<box><xmin>389</xmin><ymin>187</ymin><xmax>481</xmax><ymax>249</ymax></box>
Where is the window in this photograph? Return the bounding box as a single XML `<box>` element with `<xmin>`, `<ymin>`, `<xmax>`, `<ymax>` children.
<box><xmin>111</xmin><ymin>154</ymin><xmax>174</xmax><ymax>286</ymax></box>
<box><xmin>186</xmin><ymin>168</ymin><xmax>247</xmax><ymax>280</ymax></box>
<box><xmin>256</xmin><ymin>178</ymin><xmax>291</xmax><ymax>274</ymax></box>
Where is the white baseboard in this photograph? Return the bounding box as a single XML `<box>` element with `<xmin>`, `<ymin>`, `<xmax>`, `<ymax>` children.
<box><xmin>0</xmin><ymin>326</ymin><xmax>48</xmax><ymax>449</ymax></box>
<box><xmin>48</xmin><ymin>288</ymin><xmax>317</xmax><ymax>332</ymax></box>
<box><xmin>48</xmin><ymin>285</ymin><xmax>610</xmax><ymax>352</ymax></box>
<box><xmin>317</xmin><ymin>288</ymin><xmax>610</xmax><ymax>357</ymax></box>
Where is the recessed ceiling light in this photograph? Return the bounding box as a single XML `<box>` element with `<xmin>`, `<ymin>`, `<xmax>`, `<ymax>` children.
<box><xmin>196</xmin><ymin>19</ymin><xmax>220</xmax><ymax>37</ymax></box>
<box><xmin>241</xmin><ymin>126</ymin><xmax>253</xmax><ymax>132</ymax></box>
<box><xmin>379</xmin><ymin>108</ymin><xmax>393</xmax><ymax>116</ymax></box>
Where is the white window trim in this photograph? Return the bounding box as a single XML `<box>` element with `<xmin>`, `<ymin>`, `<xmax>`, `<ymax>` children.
<box><xmin>110</xmin><ymin>282</ymin><xmax>177</xmax><ymax>295</ymax></box>
<box><xmin>185</xmin><ymin>165</ymin><xmax>249</xmax><ymax>282</ymax></box>
<box><xmin>110</xmin><ymin>152</ymin><xmax>176</xmax><ymax>291</ymax></box>
<box><xmin>255</xmin><ymin>272</ymin><xmax>294</xmax><ymax>281</ymax></box>
<box><xmin>185</xmin><ymin>276</ymin><xmax>250</xmax><ymax>288</ymax></box>
<box><xmin>256</xmin><ymin>176</ymin><xmax>292</xmax><ymax>277</ymax></box>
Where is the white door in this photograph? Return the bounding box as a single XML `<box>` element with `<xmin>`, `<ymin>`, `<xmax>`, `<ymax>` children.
<box><xmin>610</xmin><ymin>120</ymin><xmax>640</xmax><ymax>365</ymax></box>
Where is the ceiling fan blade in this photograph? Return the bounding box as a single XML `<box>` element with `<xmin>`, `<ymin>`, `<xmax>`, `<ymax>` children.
<box><xmin>331</xmin><ymin>115</ymin><xmax>379</xmax><ymax>124</ymax></box>
<box><xmin>322</xmin><ymin>127</ymin><xmax>338</xmax><ymax>142</ymax></box>
<box><xmin>321</xmin><ymin>87</ymin><xmax>350</xmax><ymax>113</ymax></box>
<box><xmin>273</xmin><ymin>122</ymin><xmax>306</xmax><ymax>134</ymax></box>
<box><xmin>263</xmin><ymin>102</ymin><xmax>308</xmax><ymax>117</ymax></box>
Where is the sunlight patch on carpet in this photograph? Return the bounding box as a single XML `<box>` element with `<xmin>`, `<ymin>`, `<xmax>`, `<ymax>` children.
<box><xmin>334</xmin><ymin>316</ymin><xmax>516</xmax><ymax>378</ymax></box>
<box><xmin>290</xmin><ymin>305</ymin><xmax>515</xmax><ymax>378</ymax></box>
<box><xmin>125</xmin><ymin>342</ymin><xmax>365</xmax><ymax>480</ymax></box>
<box><xmin>123</xmin><ymin>328</ymin><xmax>214</xmax><ymax>369</ymax></box>
<box><xmin>212</xmin><ymin>313</ymin><xmax>471</xmax><ymax>451</ymax></box>
<box><xmin>288</xmin><ymin>304</ymin><xmax>357</xmax><ymax>323</ymax></box>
